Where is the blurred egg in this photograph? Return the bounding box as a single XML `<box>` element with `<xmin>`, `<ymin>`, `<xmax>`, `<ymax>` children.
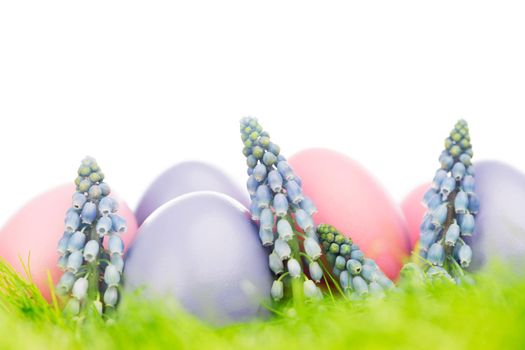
<box><xmin>0</xmin><ymin>183</ymin><xmax>138</xmax><ymax>300</ymax></box>
<box><xmin>289</xmin><ymin>148</ymin><xmax>410</xmax><ymax>279</ymax></box>
<box><xmin>400</xmin><ymin>183</ymin><xmax>429</xmax><ymax>251</ymax></box>
<box><xmin>135</xmin><ymin>161</ymin><xmax>248</xmax><ymax>225</ymax></box>
<box><xmin>401</xmin><ymin>161</ymin><xmax>525</xmax><ymax>270</ymax></box>
<box><xmin>125</xmin><ymin>191</ymin><xmax>271</xmax><ymax>325</ymax></box>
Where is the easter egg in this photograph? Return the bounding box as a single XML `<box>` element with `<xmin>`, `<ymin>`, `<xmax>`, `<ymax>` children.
<box><xmin>401</xmin><ymin>161</ymin><xmax>525</xmax><ymax>270</ymax></box>
<box><xmin>288</xmin><ymin>148</ymin><xmax>410</xmax><ymax>279</ymax></box>
<box><xmin>135</xmin><ymin>161</ymin><xmax>248</xmax><ymax>225</ymax></box>
<box><xmin>125</xmin><ymin>191</ymin><xmax>272</xmax><ymax>325</ymax></box>
<box><xmin>0</xmin><ymin>183</ymin><xmax>138</xmax><ymax>300</ymax></box>
<box><xmin>400</xmin><ymin>183</ymin><xmax>429</xmax><ymax>251</ymax></box>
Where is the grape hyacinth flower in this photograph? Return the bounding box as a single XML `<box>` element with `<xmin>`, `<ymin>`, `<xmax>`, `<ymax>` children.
<box><xmin>316</xmin><ymin>224</ymin><xmax>394</xmax><ymax>298</ymax></box>
<box><xmin>56</xmin><ymin>156</ymin><xmax>127</xmax><ymax>318</ymax></box>
<box><xmin>240</xmin><ymin>117</ymin><xmax>323</xmax><ymax>302</ymax></box>
<box><xmin>419</xmin><ymin>119</ymin><xmax>477</xmax><ymax>280</ymax></box>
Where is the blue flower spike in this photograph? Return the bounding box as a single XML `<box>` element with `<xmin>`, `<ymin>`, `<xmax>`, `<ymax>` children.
<box><xmin>418</xmin><ymin>120</ymin><xmax>477</xmax><ymax>281</ymax></box>
<box><xmin>56</xmin><ymin>156</ymin><xmax>127</xmax><ymax>319</ymax></box>
<box><xmin>240</xmin><ymin>117</ymin><xmax>324</xmax><ymax>303</ymax></box>
<box><xmin>317</xmin><ymin>224</ymin><xmax>394</xmax><ymax>298</ymax></box>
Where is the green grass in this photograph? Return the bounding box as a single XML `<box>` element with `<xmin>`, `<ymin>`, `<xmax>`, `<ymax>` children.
<box><xmin>1</xmin><ymin>257</ymin><xmax>524</xmax><ymax>350</ymax></box>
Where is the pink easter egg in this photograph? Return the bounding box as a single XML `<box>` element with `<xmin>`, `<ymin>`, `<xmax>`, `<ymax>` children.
<box><xmin>0</xmin><ymin>183</ymin><xmax>138</xmax><ymax>300</ymax></box>
<box><xmin>289</xmin><ymin>148</ymin><xmax>410</xmax><ymax>279</ymax></box>
<box><xmin>400</xmin><ymin>183</ymin><xmax>429</xmax><ymax>252</ymax></box>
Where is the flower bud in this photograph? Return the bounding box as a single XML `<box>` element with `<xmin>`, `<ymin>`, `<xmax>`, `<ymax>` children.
<box><xmin>440</xmin><ymin>177</ymin><xmax>456</xmax><ymax>200</ymax></box>
<box><xmin>110</xmin><ymin>214</ymin><xmax>127</xmax><ymax>234</ymax></box>
<box><xmin>267</xmin><ymin>170</ymin><xmax>283</xmax><ymax>193</ymax></box>
<box><xmin>277</xmin><ymin>161</ymin><xmax>295</xmax><ymax>181</ymax></box>
<box><xmin>67</xmin><ymin>231</ymin><xmax>86</xmax><ymax>253</ymax></box>
<box><xmin>285</xmin><ymin>180</ymin><xmax>303</xmax><ymax>204</ymax></box>
<box><xmin>458</xmin><ymin>244</ymin><xmax>472</xmax><ymax>267</ymax></box>
<box><xmin>66</xmin><ymin>251</ymin><xmax>83</xmax><ymax>273</ymax></box>
<box><xmin>64</xmin><ymin>298</ymin><xmax>80</xmax><ymax>316</ymax></box>
<box><xmin>431</xmin><ymin>203</ymin><xmax>448</xmax><ymax>228</ymax></box>
<box><xmin>104</xmin><ymin>286</ymin><xmax>119</xmax><ymax>307</ymax></box>
<box><xmin>64</xmin><ymin>210</ymin><xmax>80</xmax><ymax>233</ymax></box>
<box><xmin>460</xmin><ymin>213</ymin><xmax>475</xmax><ymax>236</ymax></box>
<box><xmin>57</xmin><ymin>233</ymin><xmax>70</xmax><ymax>256</ymax></box>
<box><xmin>269</xmin><ymin>251</ymin><xmax>284</xmax><ymax>274</ymax></box>
<box><xmin>256</xmin><ymin>185</ymin><xmax>272</xmax><ymax>208</ymax></box>
<box><xmin>468</xmin><ymin>193</ymin><xmax>480</xmax><ymax>214</ymax></box>
<box><xmin>309</xmin><ymin>261</ymin><xmax>323</xmax><ymax>283</ymax></box>
<box><xmin>461</xmin><ymin>175</ymin><xmax>475</xmax><ymax>194</ymax></box>
<box><xmin>271</xmin><ymin>280</ymin><xmax>284</xmax><ymax>301</ymax></box>
<box><xmin>304</xmin><ymin>237</ymin><xmax>322</xmax><ymax>260</ymax></box>
<box><xmin>81</xmin><ymin>202</ymin><xmax>98</xmax><ymax>224</ymax></box>
<box><xmin>303</xmin><ymin>280</ymin><xmax>319</xmax><ymax>299</ymax></box>
<box><xmin>72</xmin><ymin>192</ymin><xmax>87</xmax><ymax>210</ymax></box>
<box><xmin>445</xmin><ymin>223</ymin><xmax>460</xmax><ymax>246</ymax></box>
<box><xmin>99</xmin><ymin>196</ymin><xmax>118</xmax><ymax>216</ymax></box>
<box><xmin>277</xmin><ymin>219</ymin><xmax>293</xmax><ymax>241</ymax></box>
<box><xmin>88</xmin><ymin>185</ymin><xmax>102</xmax><ymax>200</ymax></box>
<box><xmin>253</xmin><ymin>163</ymin><xmax>267</xmax><ymax>182</ymax></box>
<box><xmin>111</xmin><ymin>253</ymin><xmax>125</xmax><ymax>273</ymax></box>
<box><xmin>272</xmin><ymin>194</ymin><xmax>289</xmax><ymax>218</ymax></box>
<box><xmin>259</xmin><ymin>227</ymin><xmax>274</xmax><ymax>246</ymax></box>
<box><xmin>339</xmin><ymin>270</ymin><xmax>351</xmax><ymax>290</ymax></box>
<box><xmin>346</xmin><ymin>259</ymin><xmax>362</xmax><ymax>275</ymax></box>
<box><xmin>72</xmin><ymin>277</ymin><xmax>89</xmax><ymax>300</ymax></box>
<box><xmin>350</xmin><ymin>249</ymin><xmax>364</xmax><ymax>262</ymax></box>
<box><xmin>295</xmin><ymin>209</ymin><xmax>313</xmax><ymax>232</ymax></box>
<box><xmin>454</xmin><ymin>190</ymin><xmax>469</xmax><ymax>214</ymax></box>
<box><xmin>104</xmin><ymin>264</ymin><xmax>121</xmax><ymax>287</ymax></box>
<box><xmin>300</xmin><ymin>197</ymin><xmax>317</xmax><ymax>216</ymax></box>
<box><xmin>96</xmin><ymin>216</ymin><xmax>112</xmax><ymax>236</ymax></box>
<box><xmin>250</xmin><ymin>200</ymin><xmax>261</xmax><ymax>221</ymax></box>
<box><xmin>451</xmin><ymin>162</ymin><xmax>466</xmax><ymax>180</ymax></box>
<box><xmin>247</xmin><ymin>175</ymin><xmax>259</xmax><ymax>196</ymax></box>
<box><xmin>99</xmin><ymin>182</ymin><xmax>111</xmax><ymax>196</ymax></box>
<box><xmin>431</xmin><ymin>169</ymin><xmax>448</xmax><ymax>190</ymax></box>
<box><xmin>275</xmin><ymin>238</ymin><xmax>292</xmax><ymax>260</ymax></box>
<box><xmin>427</xmin><ymin>243</ymin><xmax>445</xmax><ymax>266</ymax></box>
<box><xmin>108</xmin><ymin>235</ymin><xmax>124</xmax><ymax>256</ymax></box>
<box><xmin>361</xmin><ymin>265</ymin><xmax>380</xmax><ymax>282</ymax></box>
<box><xmin>287</xmin><ymin>258</ymin><xmax>301</xmax><ymax>278</ymax></box>
<box><xmin>352</xmin><ymin>276</ymin><xmax>368</xmax><ymax>296</ymax></box>
<box><xmin>260</xmin><ymin>208</ymin><xmax>274</xmax><ymax>230</ymax></box>
<box><xmin>57</xmin><ymin>272</ymin><xmax>76</xmax><ymax>295</ymax></box>
<box><xmin>263</xmin><ymin>152</ymin><xmax>277</xmax><ymax>167</ymax></box>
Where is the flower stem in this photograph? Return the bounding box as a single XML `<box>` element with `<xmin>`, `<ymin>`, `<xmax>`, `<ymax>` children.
<box><xmin>87</xmin><ymin>226</ymin><xmax>100</xmax><ymax>305</ymax></box>
<box><xmin>287</xmin><ymin>225</ymin><xmax>304</xmax><ymax>307</ymax></box>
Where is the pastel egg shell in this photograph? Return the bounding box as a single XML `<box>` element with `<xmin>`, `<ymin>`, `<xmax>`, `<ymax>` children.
<box><xmin>135</xmin><ymin>161</ymin><xmax>249</xmax><ymax>225</ymax></box>
<box><xmin>125</xmin><ymin>191</ymin><xmax>272</xmax><ymax>326</ymax></box>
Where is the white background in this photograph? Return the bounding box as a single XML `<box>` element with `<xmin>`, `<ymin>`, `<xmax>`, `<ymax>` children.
<box><xmin>0</xmin><ymin>1</ymin><xmax>524</xmax><ymax>227</ymax></box>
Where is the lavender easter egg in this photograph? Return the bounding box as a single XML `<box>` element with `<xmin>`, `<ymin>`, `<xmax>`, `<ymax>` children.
<box><xmin>125</xmin><ymin>191</ymin><xmax>271</xmax><ymax>325</ymax></box>
<box><xmin>135</xmin><ymin>161</ymin><xmax>248</xmax><ymax>225</ymax></box>
<box><xmin>401</xmin><ymin>161</ymin><xmax>525</xmax><ymax>271</ymax></box>
<box><xmin>289</xmin><ymin>149</ymin><xmax>411</xmax><ymax>280</ymax></box>
<box><xmin>0</xmin><ymin>184</ymin><xmax>138</xmax><ymax>300</ymax></box>
<box><xmin>465</xmin><ymin>161</ymin><xmax>525</xmax><ymax>269</ymax></box>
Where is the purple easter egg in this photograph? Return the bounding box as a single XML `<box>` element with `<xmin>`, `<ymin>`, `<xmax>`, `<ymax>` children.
<box><xmin>471</xmin><ymin>161</ymin><xmax>525</xmax><ymax>270</ymax></box>
<box><xmin>135</xmin><ymin>161</ymin><xmax>248</xmax><ymax>225</ymax></box>
<box><xmin>125</xmin><ymin>191</ymin><xmax>271</xmax><ymax>325</ymax></box>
